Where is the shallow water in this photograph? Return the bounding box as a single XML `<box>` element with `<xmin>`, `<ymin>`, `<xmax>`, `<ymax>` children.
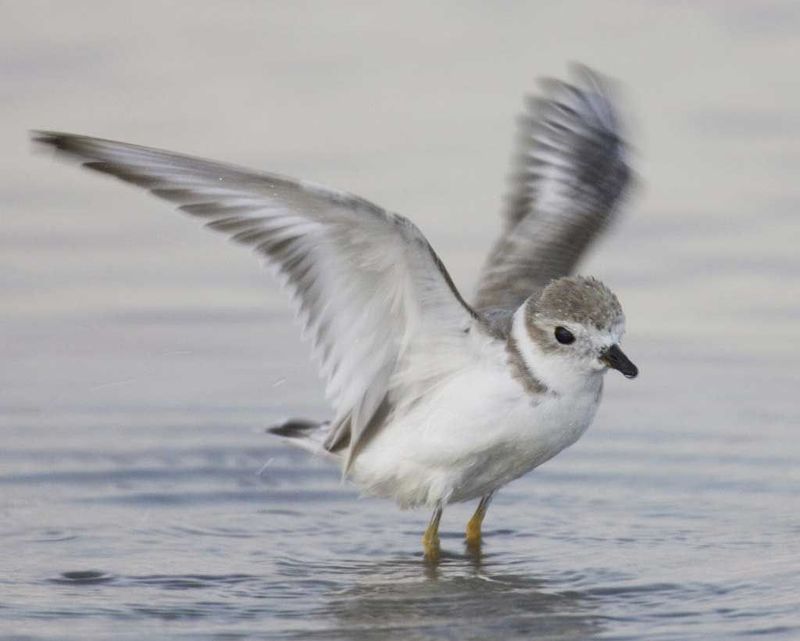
<box><xmin>3</xmin><ymin>337</ymin><xmax>798</xmax><ymax>641</ymax></box>
<box><xmin>2</xmin><ymin>3</ymin><xmax>800</xmax><ymax>640</ymax></box>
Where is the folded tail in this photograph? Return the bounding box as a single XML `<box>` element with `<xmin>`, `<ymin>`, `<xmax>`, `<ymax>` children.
<box><xmin>267</xmin><ymin>418</ymin><xmax>339</xmax><ymax>460</ymax></box>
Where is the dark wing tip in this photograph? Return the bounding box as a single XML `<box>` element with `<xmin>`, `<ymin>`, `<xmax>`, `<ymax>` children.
<box><xmin>31</xmin><ymin>130</ymin><xmax>81</xmax><ymax>152</ymax></box>
<box><xmin>30</xmin><ymin>129</ymin><xmax>60</xmax><ymax>144</ymax></box>
<box><xmin>267</xmin><ymin>418</ymin><xmax>321</xmax><ymax>439</ymax></box>
<box><xmin>30</xmin><ymin>130</ymin><xmax>66</xmax><ymax>157</ymax></box>
<box><xmin>30</xmin><ymin>130</ymin><xmax>106</xmax><ymax>168</ymax></box>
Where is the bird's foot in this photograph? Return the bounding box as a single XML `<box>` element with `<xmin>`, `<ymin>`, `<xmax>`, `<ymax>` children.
<box><xmin>422</xmin><ymin>503</ymin><xmax>443</xmax><ymax>563</ymax></box>
<box><xmin>464</xmin><ymin>493</ymin><xmax>493</xmax><ymax>552</ymax></box>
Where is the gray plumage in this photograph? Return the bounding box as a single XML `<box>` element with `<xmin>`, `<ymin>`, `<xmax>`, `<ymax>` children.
<box><xmin>530</xmin><ymin>276</ymin><xmax>623</xmax><ymax>330</ymax></box>
<box><xmin>474</xmin><ymin>65</ymin><xmax>631</xmax><ymax>331</ymax></box>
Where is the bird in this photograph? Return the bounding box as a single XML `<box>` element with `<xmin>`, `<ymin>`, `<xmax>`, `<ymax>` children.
<box><xmin>32</xmin><ymin>64</ymin><xmax>636</xmax><ymax>561</ymax></box>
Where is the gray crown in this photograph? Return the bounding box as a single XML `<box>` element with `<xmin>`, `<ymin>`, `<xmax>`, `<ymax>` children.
<box><xmin>529</xmin><ymin>276</ymin><xmax>623</xmax><ymax>330</ymax></box>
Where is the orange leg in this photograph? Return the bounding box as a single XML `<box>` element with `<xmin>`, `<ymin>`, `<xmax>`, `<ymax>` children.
<box><xmin>465</xmin><ymin>493</ymin><xmax>494</xmax><ymax>548</ymax></box>
<box><xmin>422</xmin><ymin>504</ymin><xmax>443</xmax><ymax>561</ymax></box>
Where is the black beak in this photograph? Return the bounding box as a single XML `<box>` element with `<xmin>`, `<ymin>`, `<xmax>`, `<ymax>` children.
<box><xmin>601</xmin><ymin>344</ymin><xmax>638</xmax><ymax>379</ymax></box>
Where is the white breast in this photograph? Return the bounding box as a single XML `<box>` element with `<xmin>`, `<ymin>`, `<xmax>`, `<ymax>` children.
<box><xmin>350</xmin><ymin>336</ymin><xmax>603</xmax><ymax>508</ymax></box>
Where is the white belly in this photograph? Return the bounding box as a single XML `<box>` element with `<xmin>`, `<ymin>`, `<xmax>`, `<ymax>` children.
<box><xmin>350</xmin><ymin>364</ymin><xmax>602</xmax><ymax>508</ymax></box>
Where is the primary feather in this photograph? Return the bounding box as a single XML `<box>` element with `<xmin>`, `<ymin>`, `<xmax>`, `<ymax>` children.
<box><xmin>32</xmin><ymin>131</ymin><xmax>484</xmax><ymax>470</ymax></box>
<box><xmin>475</xmin><ymin>65</ymin><xmax>631</xmax><ymax>330</ymax></box>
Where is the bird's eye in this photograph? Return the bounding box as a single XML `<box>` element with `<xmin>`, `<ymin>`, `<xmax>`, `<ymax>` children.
<box><xmin>554</xmin><ymin>326</ymin><xmax>575</xmax><ymax>345</ymax></box>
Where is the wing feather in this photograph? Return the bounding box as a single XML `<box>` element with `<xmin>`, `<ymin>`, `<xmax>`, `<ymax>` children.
<box><xmin>475</xmin><ymin>65</ymin><xmax>632</xmax><ymax>327</ymax></box>
<box><xmin>33</xmin><ymin>131</ymin><xmax>483</xmax><ymax>469</ymax></box>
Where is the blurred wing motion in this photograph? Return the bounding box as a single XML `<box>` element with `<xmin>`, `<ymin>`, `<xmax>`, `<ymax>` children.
<box><xmin>33</xmin><ymin>131</ymin><xmax>483</xmax><ymax>468</ymax></box>
<box><xmin>475</xmin><ymin>65</ymin><xmax>631</xmax><ymax>328</ymax></box>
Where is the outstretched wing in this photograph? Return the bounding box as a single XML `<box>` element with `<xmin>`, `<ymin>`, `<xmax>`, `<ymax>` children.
<box><xmin>33</xmin><ymin>131</ymin><xmax>483</xmax><ymax>469</ymax></box>
<box><xmin>475</xmin><ymin>65</ymin><xmax>631</xmax><ymax>327</ymax></box>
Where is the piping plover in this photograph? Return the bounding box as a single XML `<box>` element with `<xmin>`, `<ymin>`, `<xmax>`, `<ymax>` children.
<box><xmin>33</xmin><ymin>65</ymin><xmax>636</xmax><ymax>559</ymax></box>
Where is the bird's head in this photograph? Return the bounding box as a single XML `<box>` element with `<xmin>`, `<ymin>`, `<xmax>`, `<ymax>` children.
<box><xmin>511</xmin><ymin>276</ymin><xmax>637</xmax><ymax>390</ymax></box>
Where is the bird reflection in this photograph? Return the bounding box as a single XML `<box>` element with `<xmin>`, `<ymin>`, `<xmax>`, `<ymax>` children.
<box><xmin>321</xmin><ymin>552</ymin><xmax>604</xmax><ymax>641</ymax></box>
